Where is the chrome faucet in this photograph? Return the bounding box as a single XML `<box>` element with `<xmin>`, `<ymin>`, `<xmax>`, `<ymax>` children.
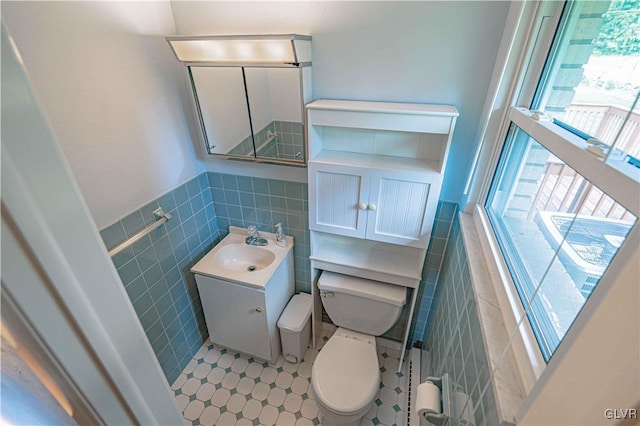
<box><xmin>275</xmin><ymin>223</ymin><xmax>286</xmax><ymax>247</ymax></box>
<box><xmin>246</xmin><ymin>225</ymin><xmax>268</xmax><ymax>246</ymax></box>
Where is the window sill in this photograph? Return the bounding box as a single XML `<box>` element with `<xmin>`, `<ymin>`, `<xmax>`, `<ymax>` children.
<box><xmin>459</xmin><ymin>212</ymin><xmax>527</xmax><ymax>425</ymax></box>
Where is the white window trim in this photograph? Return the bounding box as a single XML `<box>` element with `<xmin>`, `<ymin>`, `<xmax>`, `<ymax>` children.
<box><xmin>509</xmin><ymin>107</ymin><xmax>640</xmax><ymax>215</ymax></box>
<box><xmin>462</xmin><ymin>0</ymin><xmax>640</xmax><ymax>419</ymax></box>
<box><xmin>473</xmin><ymin>104</ymin><xmax>640</xmax><ymax>389</ymax></box>
<box><xmin>459</xmin><ymin>211</ymin><xmax>531</xmax><ymax>423</ymax></box>
<box><xmin>460</xmin><ymin>1</ymin><xmax>565</xmax><ymax>397</ymax></box>
<box><xmin>464</xmin><ymin>0</ymin><xmax>564</xmax><ymax>208</ymax></box>
<box><xmin>472</xmin><ymin>206</ymin><xmax>546</xmax><ymax>392</ymax></box>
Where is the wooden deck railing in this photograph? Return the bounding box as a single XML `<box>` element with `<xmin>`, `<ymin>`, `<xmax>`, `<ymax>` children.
<box><xmin>528</xmin><ymin>159</ymin><xmax>635</xmax><ymax>221</ymax></box>
<box><xmin>526</xmin><ymin>104</ymin><xmax>638</xmax><ymax>221</ymax></box>
<box><xmin>565</xmin><ymin>104</ymin><xmax>640</xmax><ymax>157</ymax></box>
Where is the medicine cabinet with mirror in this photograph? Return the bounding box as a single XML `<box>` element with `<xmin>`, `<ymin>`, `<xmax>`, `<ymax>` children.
<box><xmin>167</xmin><ymin>35</ymin><xmax>312</xmax><ymax>166</ymax></box>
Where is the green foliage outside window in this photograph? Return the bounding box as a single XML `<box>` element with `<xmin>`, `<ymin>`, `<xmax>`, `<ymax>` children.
<box><xmin>593</xmin><ymin>0</ymin><xmax>640</xmax><ymax>55</ymax></box>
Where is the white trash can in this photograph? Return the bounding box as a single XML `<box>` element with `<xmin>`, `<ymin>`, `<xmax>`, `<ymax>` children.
<box><xmin>277</xmin><ymin>293</ymin><xmax>312</xmax><ymax>364</ymax></box>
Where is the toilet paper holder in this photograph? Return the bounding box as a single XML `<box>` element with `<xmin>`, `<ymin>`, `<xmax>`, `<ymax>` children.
<box><xmin>422</xmin><ymin>373</ymin><xmax>451</xmax><ymax>426</ymax></box>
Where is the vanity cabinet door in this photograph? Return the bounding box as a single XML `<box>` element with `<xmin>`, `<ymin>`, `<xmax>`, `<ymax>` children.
<box><xmin>195</xmin><ymin>275</ymin><xmax>271</xmax><ymax>361</ymax></box>
<box><xmin>308</xmin><ymin>162</ymin><xmax>370</xmax><ymax>238</ymax></box>
<box><xmin>365</xmin><ymin>170</ymin><xmax>441</xmax><ymax>248</ymax></box>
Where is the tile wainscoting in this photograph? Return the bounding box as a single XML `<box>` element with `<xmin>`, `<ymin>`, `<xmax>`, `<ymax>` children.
<box><xmin>409</xmin><ymin>201</ymin><xmax>458</xmax><ymax>344</ymax></box>
<box><xmin>207</xmin><ymin>172</ymin><xmax>311</xmax><ymax>294</ymax></box>
<box><xmin>425</xmin><ymin>212</ymin><xmax>501</xmax><ymax>425</ymax></box>
<box><xmin>101</xmin><ymin>171</ymin><xmax>454</xmax><ymax>383</ymax></box>
<box><xmin>100</xmin><ymin>173</ymin><xmax>219</xmax><ymax>383</ymax></box>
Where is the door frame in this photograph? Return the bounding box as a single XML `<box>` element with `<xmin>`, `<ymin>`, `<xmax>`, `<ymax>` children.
<box><xmin>1</xmin><ymin>24</ymin><xmax>184</xmax><ymax>425</ymax></box>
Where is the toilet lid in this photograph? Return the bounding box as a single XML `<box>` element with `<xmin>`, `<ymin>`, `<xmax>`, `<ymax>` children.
<box><xmin>312</xmin><ymin>335</ymin><xmax>380</xmax><ymax>415</ymax></box>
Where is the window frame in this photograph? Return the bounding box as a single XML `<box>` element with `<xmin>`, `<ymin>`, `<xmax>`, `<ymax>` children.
<box><xmin>466</xmin><ymin>0</ymin><xmax>640</xmax><ymax>394</ymax></box>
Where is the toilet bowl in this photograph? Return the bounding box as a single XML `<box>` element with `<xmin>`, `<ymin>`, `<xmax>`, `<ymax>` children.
<box><xmin>310</xmin><ymin>272</ymin><xmax>406</xmax><ymax>425</ymax></box>
<box><xmin>311</xmin><ymin>328</ymin><xmax>380</xmax><ymax>425</ymax></box>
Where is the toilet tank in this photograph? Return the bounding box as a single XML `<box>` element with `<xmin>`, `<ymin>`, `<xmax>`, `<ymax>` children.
<box><xmin>317</xmin><ymin>271</ymin><xmax>406</xmax><ymax>336</ymax></box>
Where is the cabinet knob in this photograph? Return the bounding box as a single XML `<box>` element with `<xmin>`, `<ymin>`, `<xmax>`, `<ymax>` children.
<box><xmin>368</xmin><ymin>204</ymin><xmax>377</xmax><ymax>211</ymax></box>
<box><xmin>358</xmin><ymin>203</ymin><xmax>368</xmax><ymax>210</ymax></box>
<box><xmin>255</xmin><ymin>307</ymin><xmax>263</xmax><ymax>313</ymax></box>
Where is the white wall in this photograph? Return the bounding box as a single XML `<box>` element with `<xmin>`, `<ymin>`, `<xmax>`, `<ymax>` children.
<box><xmin>245</xmin><ymin>68</ymin><xmax>304</xmax><ymax>129</ymax></box>
<box><xmin>245</xmin><ymin>68</ymin><xmax>275</xmax><ymax>132</ymax></box>
<box><xmin>2</xmin><ymin>1</ymin><xmax>204</xmax><ymax>229</ymax></box>
<box><xmin>268</xmin><ymin>68</ymin><xmax>304</xmax><ymax>122</ymax></box>
<box><xmin>2</xmin><ymin>1</ymin><xmax>511</xmax><ymax>217</ymax></box>
<box><xmin>171</xmin><ymin>1</ymin><xmax>510</xmax><ymax>202</ymax></box>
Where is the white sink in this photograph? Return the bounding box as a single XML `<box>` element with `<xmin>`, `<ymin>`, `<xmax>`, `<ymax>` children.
<box><xmin>191</xmin><ymin>226</ymin><xmax>294</xmax><ymax>288</ymax></box>
<box><xmin>214</xmin><ymin>244</ymin><xmax>276</xmax><ymax>272</ymax></box>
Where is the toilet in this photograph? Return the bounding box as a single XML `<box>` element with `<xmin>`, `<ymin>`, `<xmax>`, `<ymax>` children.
<box><xmin>311</xmin><ymin>271</ymin><xmax>406</xmax><ymax>425</ymax></box>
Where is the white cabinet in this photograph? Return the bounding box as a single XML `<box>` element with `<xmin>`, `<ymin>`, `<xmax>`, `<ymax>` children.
<box><xmin>306</xmin><ymin>100</ymin><xmax>458</xmax><ymax>367</ymax></box>
<box><xmin>309</xmin><ymin>161</ymin><xmax>441</xmax><ymax>248</ymax></box>
<box><xmin>194</xmin><ymin>269</ymin><xmax>293</xmax><ymax>363</ymax></box>
<box><xmin>196</xmin><ymin>276</ymin><xmax>272</xmax><ymax>360</ymax></box>
<box><xmin>307</xmin><ymin>100</ymin><xmax>457</xmax><ymax>250</ymax></box>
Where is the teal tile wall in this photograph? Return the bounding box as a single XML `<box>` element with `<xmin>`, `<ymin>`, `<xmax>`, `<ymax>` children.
<box><xmin>101</xmin><ymin>169</ymin><xmax>457</xmax><ymax>382</ymax></box>
<box><xmin>253</xmin><ymin>122</ymin><xmax>277</xmax><ymax>158</ymax></box>
<box><xmin>208</xmin><ymin>172</ymin><xmax>311</xmax><ymax>293</ymax></box>
<box><xmin>408</xmin><ymin>201</ymin><xmax>458</xmax><ymax>344</ymax></box>
<box><xmin>226</xmin><ymin>121</ymin><xmax>303</xmax><ymax>161</ymax></box>
<box><xmin>100</xmin><ymin>173</ymin><xmax>219</xmax><ymax>384</ymax></box>
<box><xmin>274</xmin><ymin>120</ymin><xmax>304</xmax><ymax>160</ymax></box>
<box><xmin>227</xmin><ymin>134</ymin><xmax>255</xmax><ymax>157</ymax></box>
<box><xmin>426</xmin><ymin>213</ymin><xmax>500</xmax><ymax>425</ymax></box>
<box><xmin>204</xmin><ymin>167</ymin><xmax>399</xmax><ymax>342</ymax></box>
<box><xmin>256</xmin><ymin>137</ymin><xmax>278</xmax><ymax>158</ymax></box>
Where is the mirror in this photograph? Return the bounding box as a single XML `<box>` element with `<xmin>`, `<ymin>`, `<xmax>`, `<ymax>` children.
<box><xmin>190</xmin><ymin>67</ymin><xmax>255</xmax><ymax>157</ymax></box>
<box><xmin>245</xmin><ymin>68</ymin><xmax>305</xmax><ymax>162</ymax></box>
<box><xmin>188</xmin><ymin>66</ymin><xmax>307</xmax><ymax>165</ymax></box>
<box><xmin>167</xmin><ymin>34</ymin><xmax>311</xmax><ymax>166</ymax></box>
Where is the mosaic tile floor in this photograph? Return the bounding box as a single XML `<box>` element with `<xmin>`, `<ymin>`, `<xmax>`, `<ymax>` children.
<box><xmin>172</xmin><ymin>325</ymin><xmax>409</xmax><ymax>426</ymax></box>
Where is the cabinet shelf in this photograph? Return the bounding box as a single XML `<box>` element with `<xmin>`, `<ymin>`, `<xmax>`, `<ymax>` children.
<box><xmin>310</xmin><ymin>233</ymin><xmax>424</xmax><ymax>288</ymax></box>
<box><xmin>307</xmin><ymin>99</ymin><xmax>459</xmax><ymax>116</ymax></box>
<box><xmin>307</xmin><ymin>99</ymin><xmax>458</xmax><ymax>135</ymax></box>
<box><xmin>309</xmin><ymin>150</ymin><xmax>441</xmax><ymax>175</ymax></box>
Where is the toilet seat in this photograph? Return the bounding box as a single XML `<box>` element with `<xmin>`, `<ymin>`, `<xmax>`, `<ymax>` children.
<box><xmin>311</xmin><ymin>334</ymin><xmax>380</xmax><ymax>415</ymax></box>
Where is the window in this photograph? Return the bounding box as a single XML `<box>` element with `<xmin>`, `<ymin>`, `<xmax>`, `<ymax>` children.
<box><xmin>486</xmin><ymin>125</ymin><xmax>636</xmax><ymax>360</ymax></box>
<box><xmin>484</xmin><ymin>1</ymin><xmax>639</xmax><ymax>362</ymax></box>
<box><xmin>533</xmin><ymin>1</ymin><xmax>640</xmax><ymax>162</ymax></box>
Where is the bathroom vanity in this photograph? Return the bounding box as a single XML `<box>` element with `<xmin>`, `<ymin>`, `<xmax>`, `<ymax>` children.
<box><xmin>191</xmin><ymin>227</ymin><xmax>294</xmax><ymax>362</ymax></box>
<box><xmin>306</xmin><ymin>100</ymin><xmax>458</xmax><ymax>369</ymax></box>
